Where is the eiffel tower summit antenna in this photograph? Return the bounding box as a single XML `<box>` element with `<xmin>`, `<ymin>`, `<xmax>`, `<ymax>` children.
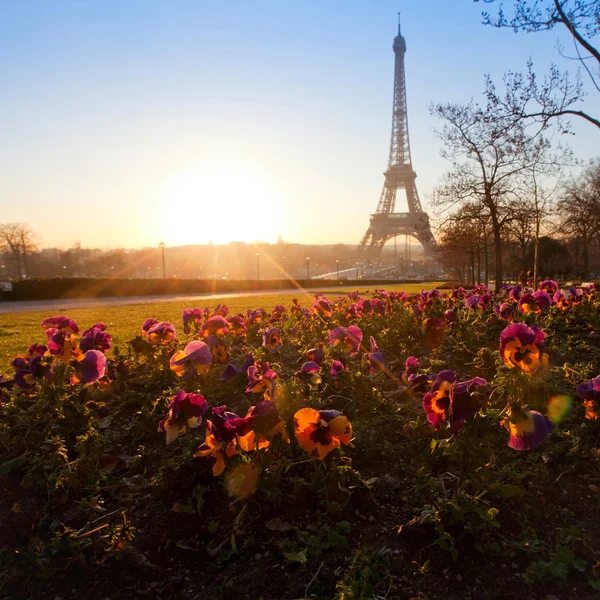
<box><xmin>357</xmin><ymin>15</ymin><xmax>436</xmax><ymax>258</ymax></box>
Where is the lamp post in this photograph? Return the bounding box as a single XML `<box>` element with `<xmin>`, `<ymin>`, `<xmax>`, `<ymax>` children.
<box><xmin>336</xmin><ymin>260</ymin><xmax>340</xmax><ymax>280</ymax></box>
<box><xmin>256</xmin><ymin>253</ymin><xmax>260</xmax><ymax>281</ymax></box>
<box><xmin>355</xmin><ymin>262</ymin><xmax>359</xmax><ymax>280</ymax></box>
<box><xmin>306</xmin><ymin>257</ymin><xmax>310</xmax><ymax>280</ymax></box>
<box><xmin>159</xmin><ymin>242</ymin><xmax>166</xmax><ymax>278</ymax></box>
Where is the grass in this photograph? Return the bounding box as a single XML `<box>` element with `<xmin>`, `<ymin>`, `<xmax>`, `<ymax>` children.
<box><xmin>0</xmin><ymin>282</ymin><xmax>442</xmax><ymax>374</ymax></box>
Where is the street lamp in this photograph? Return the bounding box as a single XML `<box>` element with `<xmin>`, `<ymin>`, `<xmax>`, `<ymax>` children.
<box><xmin>355</xmin><ymin>262</ymin><xmax>359</xmax><ymax>280</ymax></box>
<box><xmin>256</xmin><ymin>253</ymin><xmax>260</xmax><ymax>281</ymax></box>
<box><xmin>306</xmin><ymin>257</ymin><xmax>310</xmax><ymax>280</ymax></box>
<box><xmin>336</xmin><ymin>260</ymin><xmax>340</xmax><ymax>280</ymax></box>
<box><xmin>159</xmin><ymin>242</ymin><xmax>166</xmax><ymax>278</ymax></box>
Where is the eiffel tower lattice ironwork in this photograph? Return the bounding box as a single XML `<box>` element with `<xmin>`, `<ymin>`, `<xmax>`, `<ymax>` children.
<box><xmin>358</xmin><ymin>15</ymin><xmax>436</xmax><ymax>257</ymax></box>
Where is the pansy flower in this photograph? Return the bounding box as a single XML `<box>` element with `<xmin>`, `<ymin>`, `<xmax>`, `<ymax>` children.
<box><xmin>568</xmin><ymin>287</ymin><xmax>584</xmax><ymax>304</ymax></box>
<box><xmin>158</xmin><ymin>390</ymin><xmax>209</xmax><ymax>444</ymax></box>
<box><xmin>141</xmin><ymin>318</ymin><xmax>159</xmax><ymax>339</ymax></box>
<box><xmin>182</xmin><ymin>308</ymin><xmax>204</xmax><ymax>335</ymax></box>
<box><xmin>294</xmin><ymin>408</ymin><xmax>352</xmax><ymax>460</ymax></box>
<box><xmin>271</xmin><ymin>304</ymin><xmax>286</xmax><ymax>321</ymax></box>
<box><xmin>553</xmin><ymin>290</ymin><xmax>570</xmax><ymax>311</ymax></box>
<box><xmin>236</xmin><ymin>400</ymin><xmax>289</xmax><ymax>451</ymax></box>
<box><xmin>330</xmin><ymin>360</ymin><xmax>345</xmax><ymax>380</ymax></box>
<box><xmin>509</xmin><ymin>285</ymin><xmax>523</xmax><ymax>302</ymax></box>
<box><xmin>422</xmin><ymin>317</ymin><xmax>445</xmax><ymax>349</ymax></box>
<box><xmin>423</xmin><ymin>370</ymin><xmax>487</xmax><ymax>431</ymax></box>
<box><xmin>262</xmin><ymin>327</ymin><xmax>283</xmax><ymax>353</ymax></box>
<box><xmin>202</xmin><ymin>333</ymin><xmax>229</xmax><ymax>364</ymax></box>
<box><xmin>312</xmin><ymin>296</ymin><xmax>333</xmax><ymax>318</ymax></box>
<box><xmin>495</xmin><ymin>302</ymin><xmax>514</xmax><ymax>322</ymax></box>
<box><xmin>70</xmin><ymin>350</ymin><xmax>107</xmax><ymax>387</ymax></box>
<box><xmin>27</xmin><ymin>343</ymin><xmax>48</xmax><ymax>357</ymax></box>
<box><xmin>290</xmin><ymin>298</ymin><xmax>303</xmax><ymax>317</ymax></box>
<box><xmin>345</xmin><ymin>302</ymin><xmax>363</xmax><ymax>320</ymax></box>
<box><xmin>306</xmin><ymin>346</ymin><xmax>324</xmax><ymax>366</ymax></box>
<box><xmin>200</xmin><ymin>315</ymin><xmax>229</xmax><ymax>337</ymax></box>
<box><xmin>80</xmin><ymin>323</ymin><xmax>112</xmax><ymax>353</ymax></box>
<box><xmin>400</xmin><ymin>356</ymin><xmax>419</xmax><ymax>385</ymax></box>
<box><xmin>576</xmin><ymin>375</ymin><xmax>600</xmax><ymax>421</ymax></box>
<box><xmin>465</xmin><ymin>294</ymin><xmax>483</xmax><ymax>313</ymax></box>
<box><xmin>214</xmin><ymin>304</ymin><xmax>229</xmax><ymax>317</ymax></box>
<box><xmin>444</xmin><ymin>309</ymin><xmax>457</xmax><ymax>323</ymax></box>
<box><xmin>499</xmin><ymin>324</ymin><xmax>548</xmax><ymax>374</ymax></box>
<box><xmin>42</xmin><ymin>316</ymin><xmax>79</xmax><ymax>334</ymax></box>
<box><xmin>519</xmin><ymin>291</ymin><xmax>550</xmax><ymax>314</ymax></box>
<box><xmin>539</xmin><ymin>280</ymin><xmax>558</xmax><ymax>295</ymax></box>
<box><xmin>194</xmin><ymin>406</ymin><xmax>243</xmax><ymax>476</ymax></box>
<box><xmin>407</xmin><ymin>373</ymin><xmax>433</xmax><ymax>395</ymax></box>
<box><xmin>45</xmin><ymin>327</ymin><xmax>81</xmax><ymax>363</ymax></box>
<box><xmin>366</xmin><ymin>336</ymin><xmax>385</xmax><ymax>373</ymax></box>
<box><xmin>246</xmin><ymin>363</ymin><xmax>278</xmax><ymax>400</ymax></box>
<box><xmin>502</xmin><ymin>404</ymin><xmax>554</xmax><ymax>450</ymax></box>
<box><xmin>220</xmin><ymin>353</ymin><xmax>254</xmax><ymax>382</ymax></box>
<box><xmin>247</xmin><ymin>308</ymin><xmax>267</xmax><ymax>325</ymax></box>
<box><xmin>329</xmin><ymin>326</ymin><xmax>363</xmax><ymax>356</ymax></box>
<box><xmin>146</xmin><ymin>321</ymin><xmax>176</xmax><ymax>346</ymax></box>
<box><xmin>227</xmin><ymin>314</ymin><xmax>247</xmax><ymax>336</ymax></box>
<box><xmin>170</xmin><ymin>340</ymin><xmax>213</xmax><ymax>377</ymax></box>
<box><xmin>13</xmin><ymin>354</ymin><xmax>50</xmax><ymax>390</ymax></box>
<box><xmin>296</xmin><ymin>360</ymin><xmax>322</xmax><ymax>385</ymax></box>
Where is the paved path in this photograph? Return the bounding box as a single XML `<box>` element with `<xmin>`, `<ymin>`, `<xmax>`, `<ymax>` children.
<box><xmin>0</xmin><ymin>286</ymin><xmax>353</xmax><ymax>315</ymax></box>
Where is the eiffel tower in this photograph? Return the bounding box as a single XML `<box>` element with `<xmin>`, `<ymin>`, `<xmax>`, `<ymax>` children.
<box><xmin>358</xmin><ymin>15</ymin><xmax>436</xmax><ymax>257</ymax></box>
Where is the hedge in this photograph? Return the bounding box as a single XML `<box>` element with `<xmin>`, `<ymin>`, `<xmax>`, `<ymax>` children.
<box><xmin>1</xmin><ymin>277</ymin><xmax>443</xmax><ymax>302</ymax></box>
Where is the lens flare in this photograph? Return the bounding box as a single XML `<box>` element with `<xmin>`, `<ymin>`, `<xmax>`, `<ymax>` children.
<box><xmin>225</xmin><ymin>463</ymin><xmax>258</xmax><ymax>499</ymax></box>
<box><xmin>547</xmin><ymin>395</ymin><xmax>572</xmax><ymax>424</ymax></box>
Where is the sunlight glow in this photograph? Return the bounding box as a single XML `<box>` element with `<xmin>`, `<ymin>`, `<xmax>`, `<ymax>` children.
<box><xmin>158</xmin><ymin>161</ymin><xmax>283</xmax><ymax>245</ymax></box>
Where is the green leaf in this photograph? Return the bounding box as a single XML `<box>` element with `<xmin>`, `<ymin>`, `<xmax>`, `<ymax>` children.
<box><xmin>128</xmin><ymin>336</ymin><xmax>154</xmax><ymax>355</ymax></box>
<box><xmin>589</xmin><ymin>578</ymin><xmax>600</xmax><ymax>591</ymax></box>
<box><xmin>493</xmin><ymin>484</ymin><xmax>525</xmax><ymax>498</ymax></box>
<box><xmin>572</xmin><ymin>558</ymin><xmax>586</xmax><ymax>573</ymax></box>
<box><xmin>283</xmin><ymin>549</ymin><xmax>308</xmax><ymax>565</ymax></box>
<box><xmin>547</xmin><ymin>561</ymin><xmax>569</xmax><ymax>580</ymax></box>
<box><xmin>0</xmin><ymin>454</ymin><xmax>27</xmax><ymax>476</ymax></box>
<box><xmin>553</xmin><ymin>545</ymin><xmax>575</xmax><ymax>564</ymax></box>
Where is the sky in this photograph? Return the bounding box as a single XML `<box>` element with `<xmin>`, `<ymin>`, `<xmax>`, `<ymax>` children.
<box><xmin>0</xmin><ymin>0</ymin><xmax>597</xmax><ymax>250</ymax></box>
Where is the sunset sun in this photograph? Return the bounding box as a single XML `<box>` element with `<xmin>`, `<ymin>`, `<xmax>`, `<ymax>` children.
<box><xmin>158</xmin><ymin>162</ymin><xmax>283</xmax><ymax>246</ymax></box>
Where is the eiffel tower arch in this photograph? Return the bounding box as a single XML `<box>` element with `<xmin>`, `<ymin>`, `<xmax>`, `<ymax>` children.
<box><xmin>358</xmin><ymin>15</ymin><xmax>436</xmax><ymax>258</ymax></box>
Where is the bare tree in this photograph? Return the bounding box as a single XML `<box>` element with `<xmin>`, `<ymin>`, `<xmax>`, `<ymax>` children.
<box><xmin>436</xmin><ymin>215</ymin><xmax>483</xmax><ymax>285</ymax></box>
<box><xmin>0</xmin><ymin>223</ymin><xmax>38</xmax><ymax>279</ymax></box>
<box><xmin>477</xmin><ymin>0</ymin><xmax>600</xmax><ymax>130</ymax></box>
<box><xmin>431</xmin><ymin>73</ymin><xmax>567</xmax><ymax>291</ymax></box>
<box><xmin>558</xmin><ymin>159</ymin><xmax>600</xmax><ymax>277</ymax></box>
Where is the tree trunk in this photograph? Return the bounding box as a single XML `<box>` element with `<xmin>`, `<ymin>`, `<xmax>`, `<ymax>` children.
<box><xmin>470</xmin><ymin>250</ymin><xmax>475</xmax><ymax>286</ymax></box>
<box><xmin>483</xmin><ymin>238</ymin><xmax>489</xmax><ymax>285</ymax></box>
<box><xmin>491</xmin><ymin>214</ymin><xmax>503</xmax><ymax>292</ymax></box>
<box><xmin>583</xmin><ymin>234</ymin><xmax>589</xmax><ymax>280</ymax></box>
<box><xmin>476</xmin><ymin>245</ymin><xmax>481</xmax><ymax>285</ymax></box>
<box><xmin>533</xmin><ymin>236</ymin><xmax>540</xmax><ymax>289</ymax></box>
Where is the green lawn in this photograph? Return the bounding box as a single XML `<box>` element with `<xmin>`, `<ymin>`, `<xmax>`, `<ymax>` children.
<box><xmin>0</xmin><ymin>282</ymin><xmax>442</xmax><ymax>375</ymax></box>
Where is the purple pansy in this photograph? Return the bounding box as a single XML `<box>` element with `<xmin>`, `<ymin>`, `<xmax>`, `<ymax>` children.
<box><xmin>423</xmin><ymin>370</ymin><xmax>487</xmax><ymax>431</ymax></box>
<box><xmin>80</xmin><ymin>324</ymin><xmax>112</xmax><ymax>353</ymax></box>
<box><xmin>158</xmin><ymin>390</ymin><xmax>209</xmax><ymax>444</ymax></box>
<box><xmin>329</xmin><ymin>326</ymin><xmax>363</xmax><ymax>356</ymax></box>
<box><xmin>262</xmin><ymin>327</ymin><xmax>283</xmax><ymax>353</ymax></box>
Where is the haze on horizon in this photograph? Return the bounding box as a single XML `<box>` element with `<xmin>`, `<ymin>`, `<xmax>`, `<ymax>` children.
<box><xmin>0</xmin><ymin>0</ymin><xmax>597</xmax><ymax>251</ymax></box>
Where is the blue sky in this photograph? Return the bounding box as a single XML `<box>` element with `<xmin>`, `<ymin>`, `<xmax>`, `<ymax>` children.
<box><xmin>0</xmin><ymin>1</ymin><xmax>597</xmax><ymax>249</ymax></box>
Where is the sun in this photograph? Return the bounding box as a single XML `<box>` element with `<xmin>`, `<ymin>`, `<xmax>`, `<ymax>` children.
<box><xmin>158</xmin><ymin>161</ymin><xmax>283</xmax><ymax>245</ymax></box>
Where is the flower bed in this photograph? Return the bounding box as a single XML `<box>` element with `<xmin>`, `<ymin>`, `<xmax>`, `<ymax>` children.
<box><xmin>1</xmin><ymin>283</ymin><xmax>600</xmax><ymax>599</ymax></box>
